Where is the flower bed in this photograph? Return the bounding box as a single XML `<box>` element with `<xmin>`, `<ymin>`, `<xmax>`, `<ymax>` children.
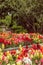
<box><xmin>0</xmin><ymin>32</ymin><xmax>43</xmax><ymax>65</ymax></box>
<box><xmin>0</xmin><ymin>32</ymin><xmax>43</xmax><ymax>49</ymax></box>
<box><xmin>0</xmin><ymin>44</ymin><xmax>43</xmax><ymax>65</ymax></box>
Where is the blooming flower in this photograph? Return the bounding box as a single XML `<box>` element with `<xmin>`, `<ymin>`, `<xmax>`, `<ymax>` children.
<box><xmin>23</xmin><ymin>57</ymin><xmax>32</xmax><ymax>65</ymax></box>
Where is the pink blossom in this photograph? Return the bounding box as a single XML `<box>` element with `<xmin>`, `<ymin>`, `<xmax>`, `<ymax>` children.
<box><xmin>40</xmin><ymin>58</ymin><xmax>43</xmax><ymax>63</ymax></box>
<box><xmin>35</xmin><ymin>60</ymin><xmax>38</xmax><ymax>64</ymax></box>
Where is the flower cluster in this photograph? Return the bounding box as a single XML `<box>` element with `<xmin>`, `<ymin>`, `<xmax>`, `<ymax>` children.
<box><xmin>0</xmin><ymin>32</ymin><xmax>43</xmax><ymax>65</ymax></box>
<box><xmin>0</xmin><ymin>32</ymin><xmax>43</xmax><ymax>48</ymax></box>
<box><xmin>0</xmin><ymin>44</ymin><xmax>43</xmax><ymax>65</ymax></box>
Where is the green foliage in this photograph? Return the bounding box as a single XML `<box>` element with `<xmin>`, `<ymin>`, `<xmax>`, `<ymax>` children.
<box><xmin>12</xmin><ymin>21</ymin><xmax>27</xmax><ymax>33</ymax></box>
<box><xmin>0</xmin><ymin>0</ymin><xmax>43</xmax><ymax>33</ymax></box>
<box><xmin>0</xmin><ymin>15</ymin><xmax>11</xmax><ymax>26</ymax></box>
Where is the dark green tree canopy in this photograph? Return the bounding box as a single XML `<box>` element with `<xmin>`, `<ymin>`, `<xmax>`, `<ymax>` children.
<box><xmin>0</xmin><ymin>0</ymin><xmax>43</xmax><ymax>33</ymax></box>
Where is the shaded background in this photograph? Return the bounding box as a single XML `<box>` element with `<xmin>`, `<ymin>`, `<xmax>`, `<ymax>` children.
<box><xmin>0</xmin><ymin>0</ymin><xmax>43</xmax><ymax>33</ymax></box>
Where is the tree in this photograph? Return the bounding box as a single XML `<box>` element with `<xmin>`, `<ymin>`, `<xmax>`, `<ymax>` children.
<box><xmin>0</xmin><ymin>0</ymin><xmax>43</xmax><ymax>33</ymax></box>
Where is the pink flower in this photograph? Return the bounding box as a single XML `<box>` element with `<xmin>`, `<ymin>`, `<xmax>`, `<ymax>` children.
<box><xmin>40</xmin><ymin>58</ymin><xmax>43</xmax><ymax>63</ymax></box>
<box><xmin>38</xmin><ymin>63</ymin><xmax>41</xmax><ymax>65</ymax></box>
<box><xmin>25</xmin><ymin>64</ymin><xmax>30</xmax><ymax>65</ymax></box>
<box><xmin>35</xmin><ymin>60</ymin><xmax>38</xmax><ymax>64</ymax></box>
<box><xmin>2</xmin><ymin>55</ymin><xmax>5</xmax><ymax>60</ymax></box>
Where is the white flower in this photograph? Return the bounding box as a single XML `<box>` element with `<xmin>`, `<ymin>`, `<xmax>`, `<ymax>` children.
<box><xmin>23</xmin><ymin>57</ymin><xmax>32</xmax><ymax>65</ymax></box>
<box><xmin>16</xmin><ymin>50</ymin><xmax>20</xmax><ymax>54</ymax></box>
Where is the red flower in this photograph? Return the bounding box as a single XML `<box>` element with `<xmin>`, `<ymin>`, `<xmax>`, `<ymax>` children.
<box><xmin>32</xmin><ymin>44</ymin><xmax>37</xmax><ymax>50</ymax></box>
<box><xmin>39</xmin><ymin>35</ymin><xmax>43</xmax><ymax>39</ymax></box>
<box><xmin>0</xmin><ymin>38</ymin><xmax>4</xmax><ymax>43</ymax></box>
<box><xmin>37</xmin><ymin>44</ymin><xmax>40</xmax><ymax>49</ymax></box>
<box><xmin>18</xmin><ymin>55</ymin><xmax>22</xmax><ymax>60</ymax></box>
<box><xmin>10</xmin><ymin>50</ymin><xmax>16</xmax><ymax>55</ymax></box>
<box><xmin>4</xmin><ymin>52</ymin><xmax>7</xmax><ymax>56</ymax></box>
<box><xmin>4</xmin><ymin>40</ymin><xmax>11</xmax><ymax>45</ymax></box>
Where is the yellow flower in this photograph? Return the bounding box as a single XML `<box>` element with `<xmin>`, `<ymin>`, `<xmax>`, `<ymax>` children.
<box><xmin>16</xmin><ymin>55</ymin><xmax>18</xmax><ymax>58</ymax></box>
<box><xmin>6</xmin><ymin>51</ymin><xmax>10</xmax><ymax>55</ymax></box>
<box><xmin>12</xmin><ymin>64</ymin><xmax>15</xmax><ymax>65</ymax></box>
<box><xmin>16</xmin><ymin>61</ymin><xmax>22</xmax><ymax>65</ymax></box>
<box><xmin>2</xmin><ymin>44</ymin><xmax>5</xmax><ymax>49</ymax></box>
<box><xmin>7</xmin><ymin>54</ymin><xmax>13</xmax><ymax>60</ymax></box>
<box><xmin>19</xmin><ymin>45</ymin><xmax>22</xmax><ymax>51</ymax></box>
<box><xmin>41</xmin><ymin>54</ymin><xmax>43</xmax><ymax>58</ymax></box>
<box><xmin>0</xmin><ymin>52</ymin><xmax>3</xmax><ymax>55</ymax></box>
<box><xmin>30</xmin><ymin>54</ymin><xmax>33</xmax><ymax>58</ymax></box>
<box><xmin>36</xmin><ymin>52</ymin><xmax>39</xmax><ymax>57</ymax></box>
<box><xmin>36</xmin><ymin>50</ymin><xmax>38</xmax><ymax>53</ymax></box>
<box><xmin>7</xmin><ymin>55</ymin><xmax>10</xmax><ymax>59</ymax></box>
<box><xmin>0</xmin><ymin>48</ymin><xmax>2</xmax><ymax>52</ymax></box>
<box><xmin>7</xmin><ymin>63</ymin><xmax>10</xmax><ymax>65</ymax></box>
<box><xmin>39</xmin><ymin>53</ymin><xmax>42</xmax><ymax>58</ymax></box>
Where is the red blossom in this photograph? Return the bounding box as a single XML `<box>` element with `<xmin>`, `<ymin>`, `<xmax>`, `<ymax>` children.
<box><xmin>10</xmin><ymin>50</ymin><xmax>16</xmax><ymax>55</ymax></box>
<box><xmin>0</xmin><ymin>38</ymin><xmax>4</xmax><ymax>43</ymax></box>
<box><xmin>32</xmin><ymin>44</ymin><xmax>37</xmax><ymax>50</ymax></box>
